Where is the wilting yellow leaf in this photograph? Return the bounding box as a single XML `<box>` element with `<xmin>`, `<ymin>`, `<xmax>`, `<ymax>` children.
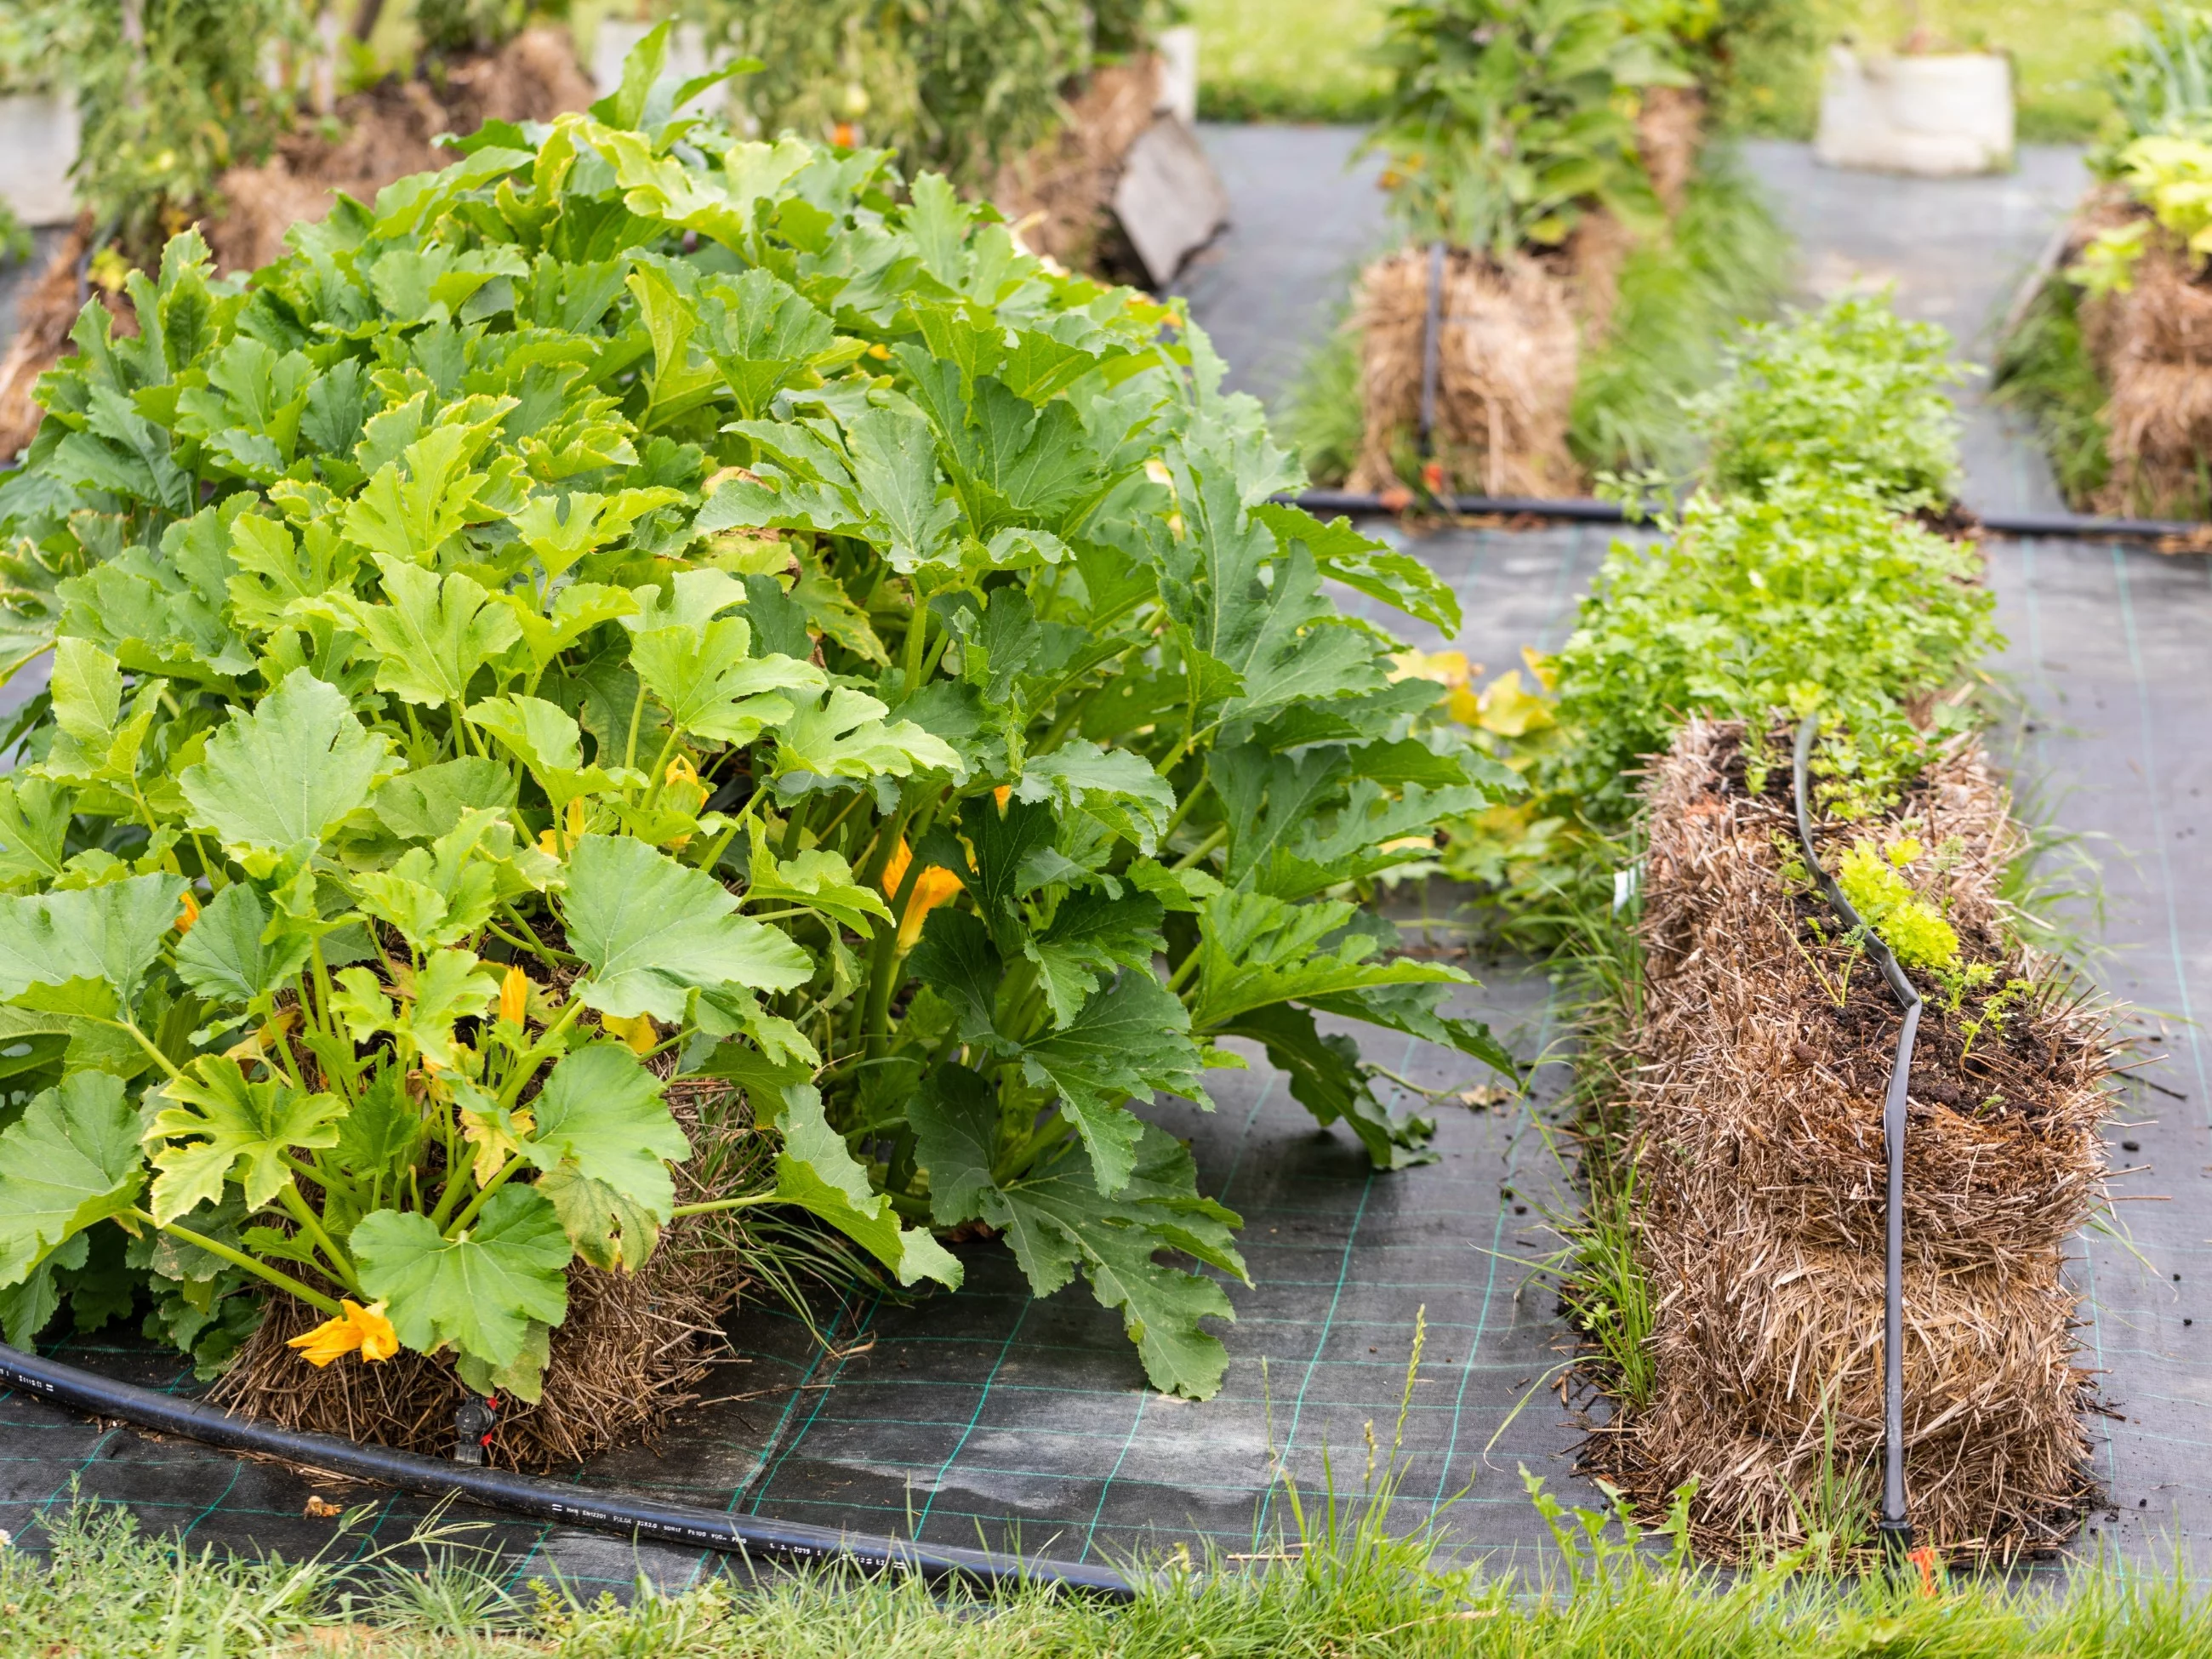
<box><xmin>1388</xmin><ymin>647</ymin><xmax>1474</xmax><ymax>689</ymax></box>
<box><xmin>601</xmin><ymin>1012</ymin><xmax>658</xmax><ymax>1055</ymax></box>
<box><xmin>459</xmin><ymin>1099</ymin><xmax>535</xmax><ymax>1187</ymax></box>
<box><xmin>224</xmin><ymin>1005</ymin><xmax>301</xmax><ymax>1064</ymax></box>
<box><xmin>288</xmin><ymin>1299</ymin><xmax>399</xmax><ymax>1367</ymax></box>
<box><xmin>1474</xmin><ymin>670</ymin><xmax>1555</xmax><ymax>738</ymax></box>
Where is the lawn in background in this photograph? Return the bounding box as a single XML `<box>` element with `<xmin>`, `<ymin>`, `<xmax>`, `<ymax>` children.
<box><xmin>1189</xmin><ymin>0</ymin><xmax>2152</xmax><ymax>142</ymax></box>
<box><xmin>1189</xmin><ymin>0</ymin><xmax>1389</xmax><ymax>121</ymax></box>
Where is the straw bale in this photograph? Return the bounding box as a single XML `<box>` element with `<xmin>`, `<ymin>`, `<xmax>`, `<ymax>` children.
<box><xmin>1348</xmin><ymin>245</ymin><xmax>1584</xmax><ymax>497</ymax></box>
<box><xmin>1642</xmin><ymin>1200</ymin><xmax>2085</xmax><ymax>1448</ymax></box>
<box><xmin>1600</xmin><ymin>717</ymin><xmax>2111</xmax><ymax>1556</ymax></box>
<box><xmin>989</xmin><ymin>57</ymin><xmax>1160</xmax><ymax>276</ymax></box>
<box><xmin>1634</xmin><ymin>721</ymin><xmax>2110</xmax><ymax>1266</ymax></box>
<box><xmin>1609</xmin><ymin>1371</ymin><xmax>2090</xmax><ymax>1558</ymax></box>
<box><xmin>1636</xmin><ymin>87</ymin><xmax>1705</xmax><ymax>217</ymax></box>
<box><xmin>2076</xmin><ymin>218</ymin><xmax>2212</xmax><ymax>517</ymax></box>
<box><xmin>208</xmin><ymin>28</ymin><xmax>595</xmax><ymax>274</ymax></box>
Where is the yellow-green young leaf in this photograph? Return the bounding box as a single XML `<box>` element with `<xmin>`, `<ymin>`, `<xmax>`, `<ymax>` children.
<box><xmin>770</xmin><ymin>687</ymin><xmax>961</xmax><ymax>784</ymax></box>
<box><xmin>335</xmin><ymin>557</ymin><xmax>522</xmax><ymax>710</ymax></box>
<box><xmin>561</xmin><ymin>834</ymin><xmax>812</xmax><ymax>1022</ymax></box>
<box><xmin>519</xmin><ymin>1042</ymin><xmax>688</xmax><ymax>1214</ymax></box>
<box><xmin>178</xmin><ymin>669</ymin><xmax>396</xmax><ymax>859</ymax></box>
<box><xmin>41</xmin><ymin>638</ymin><xmax>158</xmax><ymax>788</ymax></box>
<box><xmin>772</xmin><ymin>1081</ymin><xmax>961</xmax><ymax>1290</ymax></box>
<box><xmin>145</xmin><ymin>1058</ymin><xmax>344</xmax><ymax>1223</ymax></box>
<box><xmin>339</xmin><ymin>420</ymin><xmax>501</xmax><ymax>567</ymax></box>
<box><xmin>0</xmin><ymin>871</ymin><xmax>187</xmax><ymax>1018</ymax></box>
<box><xmin>349</xmin><ymin>811</ymin><xmax>503</xmax><ymax>951</ymax></box>
<box><xmin>743</xmin><ymin>824</ymin><xmax>892</xmax><ymax>938</ymax></box>
<box><xmin>630</xmin><ymin>612</ymin><xmax>824</xmax><ymax>745</ymax></box>
<box><xmin>331</xmin><ymin>968</ymin><xmax>396</xmax><ymax>1045</ymax></box>
<box><xmin>353</xmin><ymin>1185</ymin><xmax>570</xmax><ymax>1370</ymax></box>
<box><xmin>511</xmin><ymin>489</ymin><xmax>683</xmax><ymax>579</ymax></box>
<box><xmin>504</xmin><ymin>581</ymin><xmax>637</xmax><ymax>673</ymax></box>
<box><xmin>399</xmin><ymin>949</ymin><xmax>503</xmax><ymax>1070</ymax></box>
<box><xmin>465</xmin><ymin>694</ymin><xmax>636</xmax><ymax>806</ymax></box>
<box><xmin>0</xmin><ymin>1072</ymin><xmax>145</xmax><ymax>1289</ymax></box>
<box><xmin>47</xmin><ymin>637</ymin><xmax>121</xmax><ymax>749</ymax></box>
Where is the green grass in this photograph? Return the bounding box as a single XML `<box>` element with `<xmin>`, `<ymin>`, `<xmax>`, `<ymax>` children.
<box><xmin>1992</xmin><ymin>274</ymin><xmax>2113</xmax><ymax>512</ymax></box>
<box><xmin>1189</xmin><ymin>0</ymin><xmax>1389</xmax><ymax>122</ymax></box>
<box><xmin>1189</xmin><ymin>0</ymin><xmax>2158</xmax><ymax>139</ymax></box>
<box><xmin>6</xmin><ymin>1472</ymin><xmax>2211</xmax><ymax>1656</ymax></box>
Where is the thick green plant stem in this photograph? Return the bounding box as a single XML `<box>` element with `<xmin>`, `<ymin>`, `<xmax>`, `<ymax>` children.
<box><xmin>134</xmin><ymin>1209</ymin><xmax>342</xmax><ymax>1318</ymax></box>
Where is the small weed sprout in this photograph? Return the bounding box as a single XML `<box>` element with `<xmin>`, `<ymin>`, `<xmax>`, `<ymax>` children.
<box><xmin>1959</xmin><ymin>977</ymin><xmax>2034</xmax><ymax>1066</ymax></box>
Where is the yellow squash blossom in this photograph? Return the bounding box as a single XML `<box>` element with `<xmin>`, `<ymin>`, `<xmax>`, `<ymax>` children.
<box><xmin>881</xmin><ymin>835</ymin><xmax>964</xmax><ymax>951</ymax></box>
<box><xmin>498</xmin><ymin>964</ymin><xmax>530</xmax><ymax>1027</ymax></box>
<box><xmin>176</xmin><ymin>891</ymin><xmax>201</xmax><ymax>934</ymax></box>
<box><xmin>288</xmin><ymin>1299</ymin><xmax>399</xmax><ymax>1366</ymax></box>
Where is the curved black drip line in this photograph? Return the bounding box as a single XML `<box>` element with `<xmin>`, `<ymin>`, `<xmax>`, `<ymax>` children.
<box><xmin>0</xmin><ymin>1343</ymin><xmax>1137</xmax><ymax>1599</ymax></box>
<box><xmin>1790</xmin><ymin>714</ymin><xmax>1914</xmax><ymax>1554</ymax></box>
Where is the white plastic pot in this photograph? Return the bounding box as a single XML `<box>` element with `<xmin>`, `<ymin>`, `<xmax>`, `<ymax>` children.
<box><xmin>0</xmin><ymin>91</ymin><xmax>79</xmax><ymax>226</ymax></box>
<box><xmin>1816</xmin><ymin>47</ymin><xmax>2014</xmax><ymax>176</ymax></box>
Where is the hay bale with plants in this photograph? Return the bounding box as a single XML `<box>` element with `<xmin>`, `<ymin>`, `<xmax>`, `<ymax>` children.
<box><xmin>1320</xmin><ymin>0</ymin><xmax>1785</xmax><ymax>499</ymax></box>
<box><xmin>1602</xmin><ymin>717</ymin><xmax>2112</xmax><ymax>1555</ymax></box>
<box><xmin>1997</xmin><ymin>6</ymin><xmax>2212</xmax><ymax>521</ymax></box>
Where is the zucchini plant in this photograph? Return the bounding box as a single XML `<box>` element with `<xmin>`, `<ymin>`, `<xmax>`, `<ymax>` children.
<box><xmin>0</xmin><ymin>29</ymin><xmax>1517</xmax><ymax>1403</ymax></box>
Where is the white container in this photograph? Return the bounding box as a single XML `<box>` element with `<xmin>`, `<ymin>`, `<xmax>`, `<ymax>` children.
<box><xmin>1816</xmin><ymin>47</ymin><xmax>2014</xmax><ymax>176</ymax></box>
<box><xmin>0</xmin><ymin>91</ymin><xmax>79</xmax><ymax>226</ymax></box>
<box><xmin>1154</xmin><ymin>24</ymin><xmax>1200</xmax><ymax>128</ymax></box>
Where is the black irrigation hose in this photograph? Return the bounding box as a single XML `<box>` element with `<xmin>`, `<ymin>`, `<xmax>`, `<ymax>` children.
<box><xmin>1279</xmin><ymin>491</ymin><xmax>2211</xmax><ymax>542</ymax></box>
<box><xmin>1790</xmin><ymin>714</ymin><xmax>1916</xmax><ymax>1556</ymax></box>
<box><xmin>0</xmin><ymin>1343</ymin><xmax>1138</xmax><ymax>1601</ymax></box>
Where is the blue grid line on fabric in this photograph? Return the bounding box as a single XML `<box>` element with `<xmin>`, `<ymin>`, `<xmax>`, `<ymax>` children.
<box><xmin>746</xmin><ymin>1289</ymin><xmax>887</xmax><ymax>1517</ymax></box>
<box><xmin>1431</xmin><ymin>987</ymin><xmax>1559</xmax><ymax>1507</ymax></box>
<box><xmin>908</xmin><ymin>1297</ymin><xmax>1035</xmax><ymax>1536</ymax></box>
<box><xmin>1246</xmin><ymin>1034</ymin><xmax>1420</xmax><ymax>1538</ymax></box>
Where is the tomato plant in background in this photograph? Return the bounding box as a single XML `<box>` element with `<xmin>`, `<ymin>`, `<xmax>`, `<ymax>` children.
<box><xmin>0</xmin><ymin>28</ymin><xmax>1519</xmax><ymax>1403</ymax></box>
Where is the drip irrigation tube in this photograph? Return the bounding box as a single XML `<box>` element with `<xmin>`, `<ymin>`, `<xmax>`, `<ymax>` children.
<box><xmin>1790</xmin><ymin>714</ymin><xmax>1915</xmax><ymax>1554</ymax></box>
<box><xmin>1278</xmin><ymin>490</ymin><xmax>2211</xmax><ymax>542</ymax></box>
<box><xmin>0</xmin><ymin>1343</ymin><xmax>1137</xmax><ymax>1600</ymax></box>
